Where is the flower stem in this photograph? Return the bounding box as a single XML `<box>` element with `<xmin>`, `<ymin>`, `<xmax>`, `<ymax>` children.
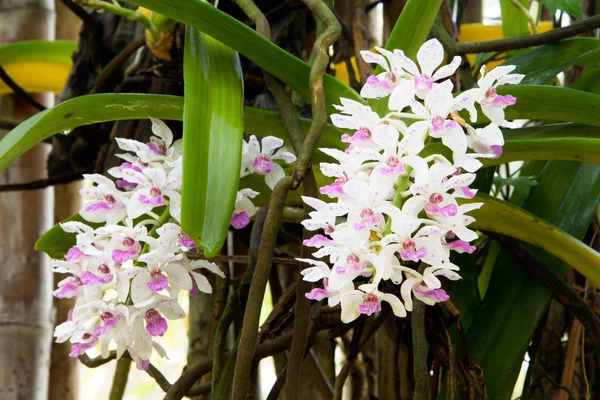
<box><xmin>383</xmin><ymin>166</ymin><xmax>413</xmax><ymax>235</ymax></box>
<box><xmin>108</xmin><ymin>358</ymin><xmax>131</xmax><ymax>400</ymax></box>
<box><xmin>412</xmin><ymin>263</ymin><xmax>431</xmax><ymax>400</ymax></box>
<box><xmin>76</xmin><ymin>0</ymin><xmax>161</xmax><ymax>39</ymax></box>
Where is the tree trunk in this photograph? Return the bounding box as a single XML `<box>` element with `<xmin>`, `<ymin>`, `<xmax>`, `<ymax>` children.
<box><xmin>0</xmin><ymin>1</ymin><xmax>55</xmax><ymax>399</ymax></box>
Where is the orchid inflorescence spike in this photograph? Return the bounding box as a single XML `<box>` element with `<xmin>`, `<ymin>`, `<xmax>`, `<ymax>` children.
<box><xmin>52</xmin><ymin>119</ymin><xmax>295</xmax><ymax>369</ymax></box>
<box><xmin>299</xmin><ymin>39</ymin><xmax>524</xmax><ymax>323</ymax></box>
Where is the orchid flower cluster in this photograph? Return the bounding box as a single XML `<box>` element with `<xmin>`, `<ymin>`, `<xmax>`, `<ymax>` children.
<box><xmin>299</xmin><ymin>39</ymin><xmax>524</xmax><ymax>323</ymax></box>
<box><xmin>52</xmin><ymin>119</ymin><xmax>296</xmax><ymax>369</ymax></box>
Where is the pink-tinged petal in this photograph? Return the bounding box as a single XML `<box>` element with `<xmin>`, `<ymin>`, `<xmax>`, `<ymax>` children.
<box><xmin>119</xmin><ymin>162</ymin><xmax>143</xmax><ymax>173</ymax></box>
<box><xmin>145</xmin><ymin>309</ymin><xmax>168</xmax><ymax>336</ymax></box>
<box><xmin>112</xmin><ymin>248</ymin><xmax>137</xmax><ymax>264</ymax></box>
<box><xmin>65</xmin><ymin>247</ymin><xmax>85</xmax><ymax>261</ymax></box>
<box><xmin>84</xmin><ymin>201</ymin><xmax>110</xmax><ymax>212</ymax></box>
<box><xmin>414</xmin><ymin>73</ymin><xmax>434</xmax><ymax>99</ymax></box>
<box><xmin>252</xmin><ymin>154</ymin><xmax>275</xmax><ymax>174</ymax></box>
<box><xmin>491</xmin><ymin>145</ymin><xmax>503</xmax><ymax>158</ymax></box>
<box><xmin>147</xmin><ymin>141</ymin><xmax>160</xmax><ymax>155</ymax></box>
<box><xmin>320</xmin><ymin>182</ymin><xmax>346</xmax><ymax>198</ymax></box>
<box><xmin>231</xmin><ymin>211</ymin><xmax>250</xmax><ymax>229</ymax></box>
<box><xmin>399</xmin><ymin>246</ymin><xmax>427</xmax><ymax>262</ymax></box>
<box><xmin>490</xmin><ymin>94</ymin><xmax>516</xmax><ymax>107</ymax></box>
<box><xmin>136</xmin><ymin>359</ymin><xmax>150</xmax><ymax>371</ymax></box>
<box><xmin>341</xmin><ymin>127</ymin><xmax>373</xmax><ymax>145</ymax></box>
<box><xmin>94</xmin><ymin>313</ymin><xmax>121</xmax><ymax>336</ymax></box>
<box><xmin>425</xmin><ymin>203</ymin><xmax>458</xmax><ymax>218</ymax></box>
<box><xmin>80</xmin><ymin>271</ymin><xmax>113</xmax><ymax>286</ymax></box>
<box><xmin>115</xmin><ymin>179</ymin><xmax>138</xmax><ymax>190</ymax></box>
<box><xmin>365</xmin><ymin>75</ymin><xmax>394</xmax><ymax>92</ymax></box>
<box><xmin>358</xmin><ymin>294</ymin><xmax>382</xmax><ymax>316</ymax></box>
<box><xmin>303</xmin><ymin>234</ymin><xmax>333</xmax><ymax>248</ymax></box>
<box><xmin>147</xmin><ymin>269</ymin><xmax>169</xmax><ymax>292</ymax></box>
<box><xmin>380</xmin><ymin>157</ymin><xmax>406</xmax><ymax>176</ymax></box>
<box><xmin>443</xmin><ymin>240</ymin><xmax>476</xmax><ymax>254</ymax></box>
<box><xmin>413</xmin><ymin>285</ymin><xmax>449</xmax><ymax>302</ymax></box>
<box><xmin>139</xmin><ymin>193</ymin><xmax>165</xmax><ymax>206</ymax></box>
<box><xmin>178</xmin><ymin>233</ymin><xmax>195</xmax><ymax>249</ymax></box>
<box><xmin>306</xmin><ymin>288</ymin><xmax>329</xmax><ymax>301</ymax></box>
<box><xmin>54</xmin><ymin>278</ymin><xmax>82</xmax><ymax>298</ymax></box>
<box><xmin>69</xmin><ymin>337</ymin><xmax>98</xmax><ymax>357</ymax></box>
<box><xmin>189</xmin><ymin>273</ymin><xmax>199</xmax><ymax>296</ymax></box>
<box><xmin>459</xmin><ymin>186</ymin><xmax>476</xmax><ymax>199</ymax></box>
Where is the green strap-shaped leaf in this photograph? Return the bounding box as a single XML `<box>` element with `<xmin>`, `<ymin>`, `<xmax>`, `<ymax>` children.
<box><xmin>121</xmin><ymin>0</ymin><xmax>361</xmax><ymax>112</ymax></box>
<box><xmin>466</xmin><ymin>194</ymin><xmax>600</xmax><ymax>287</ymax></box>
<box><xmin>503</xmin><ymin>85</ymin><xmax>600</xmax><ymax>127</ymax></box>
<box><xmin>3</xmin><ymin>93</ymin><xmax>600</xmax><ymax>175</ymax></box>
<box><xmin>0</xmin><ymin>40</ymin><xmax>77</xmax><ymax>64</ymax></box>
<box><xmin>0</xmin><ymin>94</ymin><xmax>343</xmax><ymax>174</ymax></box>
<box><xmin>465</xmin><ymin>161</ymin><xmax>600</xmax><ymax>399</ymax></box>
<box><xmin>181</xmin><ymin>26</ymin><xmax>244</xmax><ymax>257</ymax></box>
<box><xmin>383</xmin><ymin>0</ymin><xmax>443</xmax><ymax>57</ymax></box>
<box><xmin>504</xmin><ymin>38</ymin><xmax>600</xmax><ymax>85</ymax></box>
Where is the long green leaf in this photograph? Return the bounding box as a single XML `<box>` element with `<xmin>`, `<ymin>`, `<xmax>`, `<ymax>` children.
<box><xmin>466</xmin><ymin>194</ymin><xmax>600</xmax><ymax>287</ymax></box>
<box><xmin>505</xmin><ymin>38</ymin><xmax>600</xmax><ymax>85</ymax></box>
<box><xmin>181</xmin><ymin>26</ymin><xmax>244</xmax><ymax>257</ymax></box>
<box><xmin>0</xmin><ymin>40</ymin><xmax>76</xmax><ymax>64</ymax></box>
<box><xmin>383</xmin><ymin>0</ymin><xmax>443</xmax><ymax>57</ymax></box>
<box><xmin>122</xmin><ymin>0</ymin><xmax>360</xmax><ymax>112</ymax></box>
<box><xmin>503</xmin><ymin>85</ymin><xmax>600</xmax><ymax>127</ymax></box>
<box><xmin>0</xmin><ymin>94</ymin><xmax>343</xmax><ymax>173</ymax></box>
<box><xmin>465</xmin><ymin>162</ymin><xmax>600</xmax><ymax>399</ymax></box>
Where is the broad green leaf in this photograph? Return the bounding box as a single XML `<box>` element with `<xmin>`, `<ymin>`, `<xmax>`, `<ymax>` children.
<box><xmin>181</xmin><ymin>26</ymin><xmax>244</xmax><ymax>257</ymax></box>
<box><xmin>0</xmin><ymin>40</ymin><xmax>76</xmax><ymax>64</ymax></box>
<box><xmin>34</xmin><ymin>214</ymin><xmax>101</xmax><ymax>259</ymax></box>
<box><xmin>503</xmin><ymin>85</ymin><xmax>600</xmax><ymax>127</ymax></box>
<box><xmin>467</xmin><ymin>193</ymin><xmax>600</xmax><ymax>287</ymax></box>
<box><xmin>465</xmin><ymin>162</ymin><xmax>600</xmax><ymax>399</ymax></box>
<box><xmin>121</xmin><ymin>0</ymin><xmax>361</xmax><ymax>113</ymax></box>
<box><xmin>0</xmin><ymin>94</ymin><xmax>343</xmax><ymax>174</ymax></box>
<box><xmin>542</xmin><ymin>0</ymin><xmax>582</xmax><ymax>20</ymax></box>
<box><xmin>383</xmin><ymin>0</ymin><xmax>443</xmax><ymax>57</ymax></box>
<box><xmin>504</xmin><ymin>38</ymin><xmax>600</xmax><ymax>85</ymax></box>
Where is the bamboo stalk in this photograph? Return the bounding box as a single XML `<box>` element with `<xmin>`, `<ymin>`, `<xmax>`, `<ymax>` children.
<box><xmin>0</xmin><ymin>1</ymin><xmax>55</xmax><ymax>399</ymax></box>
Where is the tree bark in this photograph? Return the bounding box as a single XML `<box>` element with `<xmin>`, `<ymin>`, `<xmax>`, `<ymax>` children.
<box><xmin>0</xmin><ymin>1</ymin><xmax>55</xmax><ymax>400</ymax></box>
